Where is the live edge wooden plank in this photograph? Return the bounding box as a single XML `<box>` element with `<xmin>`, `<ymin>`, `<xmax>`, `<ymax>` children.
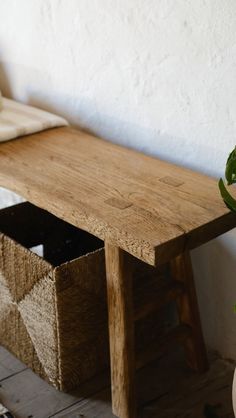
<box><xmin>0</xmin><ymin>126</ymin><xmax>236</xmax><ymax>265</ymax></box>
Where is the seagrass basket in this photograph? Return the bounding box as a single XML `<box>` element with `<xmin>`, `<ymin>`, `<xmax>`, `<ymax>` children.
<box><xmin>0</xmin><ymin>202</ymin><xmax>108</xmax><ymax>391</ymax></box>
<box><xmin>0</xmin><ymin>201</ymin><xmax>174</xmax><ymax>392</ymax></box>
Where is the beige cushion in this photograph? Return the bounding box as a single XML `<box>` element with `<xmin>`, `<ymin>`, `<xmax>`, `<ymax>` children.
<box><xmin>0</xmin><ymin>97</ymin><xmax>68</xmax><ymax>142</ymax></box>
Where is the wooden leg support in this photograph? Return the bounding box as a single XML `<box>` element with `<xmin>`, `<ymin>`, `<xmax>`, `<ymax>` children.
<box><xmin>105</xmin><ymin>246</ymin><xmax>208</xmax><ymax>417</ymax></box>
<box><xmin>170</xmin><ymin>251</ymin><xmax>209</xmax><ymax>372</ymax></box>
<box><xmin>105</xmin><ymin>243</ymin><xmax>136</xmax><ymax>418</ymax></box>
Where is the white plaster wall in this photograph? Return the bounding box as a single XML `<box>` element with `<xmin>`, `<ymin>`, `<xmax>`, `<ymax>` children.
<box><xmin>0</xmin><ymin>0</ymin><xmax>236</xmax><ymax>358</ymax></box>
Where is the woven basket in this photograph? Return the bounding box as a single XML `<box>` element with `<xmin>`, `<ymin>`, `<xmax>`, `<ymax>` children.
<box><xmin>0</xmin><ymin>202</ymin><xmax>173</xmax><ymax>392</ymax></box>
<box><xmin>0</xmin><ymin>202</ymin><xmax>108</xmax><ymax>391</ymax></box>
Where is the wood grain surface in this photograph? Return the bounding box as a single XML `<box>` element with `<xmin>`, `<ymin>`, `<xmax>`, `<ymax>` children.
<box><xmin>105</xmin><ymin>243</ymin><xmax>136</xmax><ymax>418</ymax></box>
<box><xmin>0</xmin><ymin>127</ymin><xmax>235</xmax><ymax>265</ymax></box>
<box><xmin>170</xmin><ymin>252</ymin><xmax>209</xmax><ymax>372</ymax></box>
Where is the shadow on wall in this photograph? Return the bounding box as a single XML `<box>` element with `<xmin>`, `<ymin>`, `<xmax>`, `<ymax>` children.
<box><xmin>26</xmin><ymin>91</ymin><xmax>221</xmax><ymax>178</ymax></box>
<box><xmin>192</xmin><ymin>228</ymin><xmax>236</xmax><ymax>359</ymax></box>
<box><xmin>0</xmin><ymin>57</ymin><xmax>220</xmax><ymax>178</ymax></box>
<box><xmin>0</xmin><ymin>60</ymin><xmax>12</xmax><ymax>97</ymax></box>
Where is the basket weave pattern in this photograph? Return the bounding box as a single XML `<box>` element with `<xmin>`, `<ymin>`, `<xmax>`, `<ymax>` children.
<box><xmin>0</xmin><ymin>202</ymin><xmax>174</xmax><ymax>392</ymax></box>
<box><xmin>0</xmin><ymin>232</ymin><xmax>108</xmax><ymax>391</ymax></box>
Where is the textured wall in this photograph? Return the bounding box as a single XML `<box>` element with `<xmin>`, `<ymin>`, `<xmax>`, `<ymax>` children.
<box><xmin>0</xmin><ymin>0</ymin><xmax>236</xmax><ymax>358</ymax></box>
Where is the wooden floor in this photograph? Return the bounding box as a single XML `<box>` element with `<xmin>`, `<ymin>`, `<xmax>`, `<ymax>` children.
<box><xmin>0</xmin><ymin>346</ymin><xmax>234</xmax><ymax>418</ymax></box>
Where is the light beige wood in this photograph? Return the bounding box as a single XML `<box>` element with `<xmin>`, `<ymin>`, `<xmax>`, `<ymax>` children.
<box><xmin>0</xmin><ymin>127</ymin><xmax>235</xmax><ymax>265</ymax></box>
<box><xmin>105</xmin><ymin>243</ymin><xmax>136</xmax><ymax>418</ymax></box>
<box><xmin>0</xmin><ymin>126</ymin><xmax>232</xmax><ymax>418</ymax></box>
<box><xmin>170</xmin><ymin>251</ymin><xmax>208</xmax><ymax>372</ymax></box>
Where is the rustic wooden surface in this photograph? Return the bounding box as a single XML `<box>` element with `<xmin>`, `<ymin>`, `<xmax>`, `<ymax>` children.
<box><xmin>0</xmin><ymin>346</ymin><xmax>234</xmax><ymax>418</ymax></box>
<box><xmin>105</xmin><ymin>243</ymin><xmax>136</xmax><ymax>418</ymax></box>
<box><xmin>0</xmin><ymin>127</ymin><xmax>235</xmax><ymax>265</ymax></box>
<box><xmin>171</xmin><ymin>251</ymin><xmax>209</xmax><ymax>373</ymax></box>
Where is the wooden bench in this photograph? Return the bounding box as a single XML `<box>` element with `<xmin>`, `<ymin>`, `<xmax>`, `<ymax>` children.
<box><xmin>0</xmin><ymin>126</ymin><xmax>235</xmax><ymax>418</ymax></box>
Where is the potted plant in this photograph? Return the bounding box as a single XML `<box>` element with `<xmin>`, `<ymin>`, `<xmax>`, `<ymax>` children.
<box><xmin>219</xmin><ymin>147</ymin><xmax>236</xmax><ymax>416</ymax></box>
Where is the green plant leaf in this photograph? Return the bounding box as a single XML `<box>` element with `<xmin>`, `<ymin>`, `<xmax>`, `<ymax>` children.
<box><xmin>218</xmin><ymin>178</ymin><xmax>236</xmax><ymax>212</ymax></box>
<box><xmin>219</xmin><ymin>148</ymin><xmax>236</xmax><ymax>313</ymax></box>
<box><xmin>225</xmin><ymin>146</ymin><xmax>236</xmax><ymax>185</ymax></box>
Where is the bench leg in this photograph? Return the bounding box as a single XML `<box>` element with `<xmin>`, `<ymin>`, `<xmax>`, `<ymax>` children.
<box><xmin>105</xmin><ymin>243</ymin><xmax>136</xmax><ymax>418</ymax></box>
<box><xmin>170</xmin><ymin>251</ymin><xmax>208</xmax><ymax>372</ymax></box>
